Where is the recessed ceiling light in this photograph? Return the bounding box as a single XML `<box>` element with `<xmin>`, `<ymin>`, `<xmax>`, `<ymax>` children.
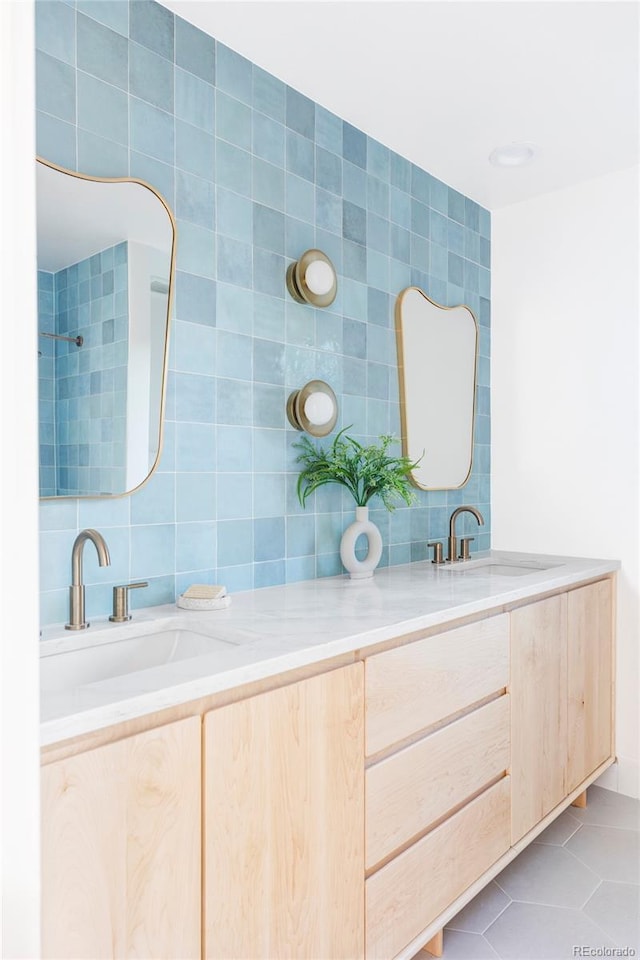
<box><xmin>489</xmin><ymin>142</ymin><xmax>538</xmax><ymax>167</ymax></box>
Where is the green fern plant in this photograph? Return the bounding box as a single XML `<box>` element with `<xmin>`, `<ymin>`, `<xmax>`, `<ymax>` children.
<box><xmin>293</xmin><ymin>428</ymin><xmax>421</xmax><ymax>511</ymax></box>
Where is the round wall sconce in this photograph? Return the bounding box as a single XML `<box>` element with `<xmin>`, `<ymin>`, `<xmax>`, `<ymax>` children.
<box><xmin>286</xmin><ymin>380</ymin><xmax>338</xmax><ymax>437</ymax></box>
<box><xmin>286</xmin><ymin>249</ymin><xmax>337</xmax><ymax>308</ymax></box>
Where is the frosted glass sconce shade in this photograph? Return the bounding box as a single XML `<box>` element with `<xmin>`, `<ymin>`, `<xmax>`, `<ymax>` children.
<box><xmin>286</xmin><ymin>249</ymin><xmax>337</xmax><ymax>307</ymax></box>
<box><xmin>286</xmin><ymin>380</ymin><xmax>338</xmax><ymax>437</ymax></box>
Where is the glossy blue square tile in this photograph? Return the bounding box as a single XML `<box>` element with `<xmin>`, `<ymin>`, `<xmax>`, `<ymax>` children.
<box><xmin>175</xmin><ymin>472</ymin><xmax>216</xmax><ymax>521</ymax></box>
<box><xmin>286</xmin><ymin>514</ymin><xmax>315</xmax><ymax>557</ymax></box>
<box><xmin>285</xmin><ymin>174</ymin><xmax>314</xmax><ymax>223</ymax></box>
<box><xmin>130</xmin><ymin>98</ymin><xmax>174</xmax><ymax>164</ymax></box>
<box><xmin>173</xmin><ymin>319</ymin><xmax>216</xmax><ymax>376</ymax></box>
<box><xmin>465</xmin><ymin>197</ymin><xmax>480</xmax><ymax>232</ymax></box>
<box><xmin>76</xmin><ymin>1</ymin><xmax>129</xmax><ymax>37</ymax></box>
<box><xmin>254</xmin><ymin>560</ymin><xmax>286</xmax><ymax>588</ymax></box>
<box><xmin>254</xmin><ymin>428</ymin><xmax>285</xmax><ymax>473</ymax></box>
<box><xmin>253</xmin><ymin>383</ymin><xmax>285</xmax><ymax>428</ymax></box>
<box><xmin>254</xmin><ymin>516</ymin><xmax>285</xmax><ymax>561</ymax></box>
<box><xmin>285</xmin><ymin>217</ymin><xmax>315</xmax><ymax>259</ymax></box>
<box><xmin>315</xmin><ymin>105</ymin><xmax>342</xmax><ymax>154</ymax></box>
<box><xmin>286</xmin><ymin>130</ymin><xmax>314</xmax><ymax>182</ymax></box>
<box><xmin>215</xmin><ymin>283</ymin><xmax>253</xmax><ymax>335</ymax></box>
<box><xmin>253</xmin><ymin>158</ymin><xmax>285</xmax><ymax>211</ymax></box>
<box><xmin>316</xmin><ymin>147</ymin><xmax>342</xmax><ymax>195</ymax></box>
<box><xmin>285</xmin><ymin>301</ymin><xmax>313</xmax><ymax>347</ymax></box>
<box><xmin>286</xmin><ymin>556</ymin><xmax>316</xmax><ymax>582</ymax></box>
<box><xmin>130</xmin><ymin>41</ymin><xmax>173</xmax><ymax>112</ymax></box>
<box><xmin>367</xmin><ymin>287</ymin><xmax>389</xmax><ymax>327</ymax></box>
<box><xmin>176</xmin><ymin>170</ymin><xmax>215</xmax><ymax>230</ymax></box>
<box><xmin>176</xmin><ymin>521</ymin><xmax>216</xmax><ymax>572</ymax></box>
<box><xmin>368</xmin><ymin>139</ymin><xmax>389</xmax><ymax>181</ymax></box>
<box><xmin>36</xmin><ymin>0</ymin><xmax>76</xmax><ymax>64</ymax></box>
<box><xmin>465</xmin><ymin>229</ymin><xmax>481</xmax><ymax>264</ymax></box>
<box><xmin>214</xmin><ymin>425</ymin><xmax>252</xmax><ymax>475</ymax></box>
<box><xmin>131</xmin><ymin>523</ymin><xmax>175</xmax><ymax>579</ymax></box>
<box><xmin>253</xmin><ymin>473</ymin><xmax>286</xmax><ymax>518</ymax></box>
<box><xmin>216</xmin><ymin>140</ymin><xmax>251</xmax><ymax>196</ymax></box>
<box><xmin>175</xmin><ymin>271</ymin><xmax>216</xmax><ymax>326</ymax></box>
<box><xmin>343</xmin><ymin>318</ymin><xmax>366</xmax><ymax>359</ymax></box>
<box><xmin>343</xmin><ymin>121</ymin><xmax>366</xmax><ymax>169</ymax></box>
<box><xmin>343</xmin><ymin>240</ymin><xmax>367</xmax><ymax>282</ymax></box>
<box><xmin>217</xmin><ymin>189</ymin><xmax>252</xmax><ymax>244</ymax></box>
<box><xmin>176</xmin><ymin>120</ymin><xmax>215</xmax><ymax>180</ymax></box>
<box><xmin>216</xmin><ymin>90</ymin><xmax>251</xmax><ymax>150</ymax></box>
<box><xmin>252</xmin><ymin>65</ymin><xmax>285</xmax><ymax>122</ymax></box>
<box><xmin>77</xmin><ymin>12</ymin><xmax>128</xmax><ymax>89</ymax></box>
<box><xmin>430</xmin><ymin>210</ymin><xmax>448</xmax><ymax>246</ymax></box>
<box><xmin>389</xmin><ymin>151</ymin><xmax>411</xmax><ymax>191</ymax></box>
<box><xmin>390</xmin><ymin>224</ymin><xmax>410</xmax><ymax>263</ymax></box>
<box><xmin>37</xmin><ymin>51</ymin><xmax>75</xmax><ymax>123</ymax></box>
<box><xmin>129</xmin><ymin>0</ymin><xmax>173</xmax><ymax>61</ymax></box>
<box><xmin>78</xmin><ymin>130</ymin><xmax>128</xmax><ymax>177</ymax></box>
<box><xmin>254</xmin><ymin>339</ymin><xmax>284</xmax><ymax>385</ymax></box>
<box><xmin>316</xmin><ymin>189</ymin><xmax>341</xmax><ymax>235</ymax></box>
<box><xmin>216</xmin><ymin>330</ymin><xmax>252</xmax><ymax>381</ymax></box>
<box><xmin>175</xmin><ymin>67</ymin><xmax>214</xmax><ymax>133</ymax></box>
<box><xmin>253</xmin><ymin>204</ymin><xmax>285</xmax><ymax>254</ymax></box>
<box><xmin>216</xmin><ymin>43</ymin><xmax>252</xmax><ymax>105</ymax></box>
<box><xmin>448</xmin><ymin>187</ymin><xmax>466</xmax><ymax>224</ymax></box>
<box><xmin>341</xmin><ymin>279</ymin><xmax>367</xmax><ymax>321</ymax></box>
<box><xmin>480</xmin><ymin>236</ymin><xmax>491</xmax><ymax>268</ymax></box>
<box><xmin>367</xmin><ymin>213</ymin><xmax>389</xmax><ymax>255</ymax></box>
<box><xmin>217</xmin><ymin>518</ymin><xmax>253</xmax><ymax>566</ymax></box>
<box><xmin>343</xmin><ymin>160</ymin><xmax>367</xmax><ymax>206</ymax></box>
<box><xmin>429</xmin><ymin>243</ymin><xmax>447</xmax><ymax>280</ymax></box>
<box><xmin>254</xmin><ymin>294</ymin><xmax>284</xmax><ymax>341</ymax></box>
<box><xmin>285</xmin><ymin>86</ymin><xmax>314</xmax><ymax>138</ymax></box>
<box><xmin>131</xmin><ymin>151</ymin><xmax>174</xmax><ymax>203</ymax></box>
<box><xmin>389</xmin><ymin>187</ymin><xmax>411</xmax><ymax>228</ymax></box>
<box><xmin>77</xmin><ymin>71</ymin><xmax>128</xmax><ymax>144</ymax></box>
<box><xmin>448</xmin><ymin>252</ymin><xmax>464</xmax><ymax>286</ymax></box>
<box><xmin>253</xmin><ymin>249</ymin><xmax>284</xmax><ymax>297</ymax></box>
<box><xmin>130</xmin><ymin>471</ymin><xmax>175</xmax><ymax>524</ymax></box>
<box><xmin>217</xmin><ymin>235</ymin><xmax>252</xmax><ymax>288</ymax></box>
<box><xmin>464</xmin><ymin>260</ymin><xmax>480</xmax><ymax>293</ymax></box>
<box><xmin>217</xmin><ymin>378</ymin><xmax>253</xmax><ymax>426</ymax></box>
<box><xmin>176</xmin><ymin>421</ymin><xmax>216</xmax><ymax>471</ymax></box>
<box><xmin>176</xmin><ymin>221</ymin><xmax>215</xmax><ymax>278</ymax></box>
<box><xmin>175</xmin><ymin>15</ymin><xmax>215</xmax><ymax>84</ymax></box>
<box><xmin>448</xmin><ymin>219</ymin><xmax>465</xmax><ymax>256</ymax></box>
<box><xmin>342</xmin><ymin>357</ymin><xmax>366</xmax><ymax>396</ymax></box>
<box><xmin>173</xmin><ymin>372</ymin><xmax>216</xmax><ymax>422</ymax></box>
<box><xmin>217</xmin><ymin>473</ymin><xmax>253</xmax><ymax>520</ymax></box>
<box><xmin>479</xmin><ymin>206</ymin><xmax>491</xmax><ymax>239</ymax></box>
<box><xmin>367</xmin><ymin>176</ymin><xmax>389</xmax><ymax>218</ymax></box>
<box><xmin>342</xmin><ymin>200</ymin><xmax>366</xmax><ymax>245</ymax></box>
<box><xmin>253</xmin><ymin>112</ymin><xmax>285</xmax><ymax>167</ymax></box>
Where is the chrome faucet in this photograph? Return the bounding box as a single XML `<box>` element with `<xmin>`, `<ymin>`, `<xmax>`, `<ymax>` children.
<box><xmin>447</xmin><ymin>506</ymin><xmax>484</xmax><ymax>562</ymax></box>
<box><xmin>65</xmin><ymin>529</ymin><xmax>111</xmax><ymax>630</ymax></box>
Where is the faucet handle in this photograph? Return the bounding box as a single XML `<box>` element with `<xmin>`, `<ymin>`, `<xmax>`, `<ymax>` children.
<box><xmin>459</xmin><ymin>537</ymin><xmax>475</xmax><ymax>561</ymax></box>
<box><xmin>109</xmin><ymin>581</ymin><xmax>149</xmax><ymax>623</ymax></box>
<box><xmin>427</xmin><ymin>540</ymin><xmax>445</xmax><ymax>565</ymax></box>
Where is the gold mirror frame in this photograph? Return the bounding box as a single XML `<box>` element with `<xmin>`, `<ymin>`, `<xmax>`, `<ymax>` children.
<box><xmin>37</xmin><ymin>157</ymin><xmax>176</xmax><ymax>500</ymax></box>
<box><xmin>395</xmin><ymin>286</ymin><xmax>479</xmax><ymax>491</ymax></box>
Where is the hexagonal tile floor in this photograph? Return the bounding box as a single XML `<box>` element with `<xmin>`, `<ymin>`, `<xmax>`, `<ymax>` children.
<box><xmin>439</xmin><ymin>786</ymin><xmax>639</xmax><ymax>959</ymax></box>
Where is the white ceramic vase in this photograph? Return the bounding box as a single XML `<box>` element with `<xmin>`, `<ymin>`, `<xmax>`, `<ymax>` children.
<box><xmin>340</xmin><ymin>505</ymin><xmax>383</xmax><ymax>580</ymax></box>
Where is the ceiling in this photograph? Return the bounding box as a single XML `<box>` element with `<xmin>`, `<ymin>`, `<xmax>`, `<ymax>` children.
<box><xmin>161</xmin><ymin>0</ymin><xmax>639</xmax><ymax>210</ymax></box>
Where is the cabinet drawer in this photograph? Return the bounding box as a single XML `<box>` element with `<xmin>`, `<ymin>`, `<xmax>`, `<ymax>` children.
<box><xmin>365</xmin><ymin>777</ymin><xmax>510</xmax><ymax>960</ymax></box>
<box><xmin>366</xmin><ymin>695</ymin><xmax>510</xmax><ymax>869</ymax></box>
<box><xmin>365</xmin><ymin>614</ymin><xmax>509</xmax><ymax>756</ymax></box>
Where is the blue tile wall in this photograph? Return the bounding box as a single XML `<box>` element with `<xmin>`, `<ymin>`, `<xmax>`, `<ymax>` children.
<box><xmin>38</xmin><ymin>243</ymin><xmax>128</xmax><ymax>498</ymax></box>
<box><xmin>36</xmin><ymin>0</ymin><xmax>491</xmax><ymax>626</ymax></box>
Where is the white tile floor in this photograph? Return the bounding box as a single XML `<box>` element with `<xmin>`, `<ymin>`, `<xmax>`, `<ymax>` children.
<box><xmin>441</xmin><ymin>786</ymin><xmax>640</xmax><ymax>959</ymax></box>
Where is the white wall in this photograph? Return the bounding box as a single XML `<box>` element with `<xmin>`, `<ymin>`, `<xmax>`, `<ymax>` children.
<box><xmin>492</xmin><ymin>166</ymin><xmax>640</xmax><ymax>797</ymax></box>
<box><xmin>0</xmin><ymin>2</ymin><xmax>41</xmax><ymax>956</ymax></box>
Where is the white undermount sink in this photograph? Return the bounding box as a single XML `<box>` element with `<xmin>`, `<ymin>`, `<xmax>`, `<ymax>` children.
<box><xmin>445</xmin><ymin>558</ymin><xmax>561</xmax><ymax>577</ymax></box>
<box><xmin>40</xmin><ymin>627</ymin><xmax>238</xmax><ymax>693</ymax></box>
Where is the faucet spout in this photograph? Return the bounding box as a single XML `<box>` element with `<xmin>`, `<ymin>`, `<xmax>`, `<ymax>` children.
<box><xmin>66</xmin><ymin>529</ymin><xmax>111</xmax><ymax>630</ymax></box>
<box><xmin>447</xmin><ymin>506</ymin><xmax>484</xmax><ymax>562</ymax></box>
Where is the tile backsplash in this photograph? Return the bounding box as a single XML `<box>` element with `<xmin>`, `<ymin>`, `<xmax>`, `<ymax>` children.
<box><xmin>36</xmin><ymin>0</ymin><xmax>491</xmax><ymax>625</ymax></box>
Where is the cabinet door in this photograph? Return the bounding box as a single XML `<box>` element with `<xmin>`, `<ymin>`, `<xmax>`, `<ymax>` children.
<box><xmin>204</xmin><ymin>664</ymin><xmax>364</xmax><ymax>960</ymax></box>
<box><xmin>566</xmin><ymin>579</ymin><xmax>614</xmax><ymax>792</ymax></box>
<box><xmin>41</xmin><ymin>717</ymin><xmax>201</xmax><ymax>959</ymax></box>
<box><xmin>510</xmin><ymin>594</ymin><xmax>567</xmax><ymax>843</ymax></box>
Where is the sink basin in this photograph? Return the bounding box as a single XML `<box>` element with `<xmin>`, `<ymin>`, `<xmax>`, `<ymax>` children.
<box><xmin>41</xmin><ymin>628</ymin><xmax>238</xmax><ymax>693</ymax></box>
<box><xmin>446</xmin><ymin>558</ymin><xmax>560</xmax><ymax>577</ymax></box>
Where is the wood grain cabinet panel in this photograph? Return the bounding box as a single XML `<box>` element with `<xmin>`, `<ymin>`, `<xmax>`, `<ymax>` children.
<box><xmin>41</xmin><ymin>717</ymin><xmax>201</xmax><ymax>960</ymax></box>
<box><xmin>366</xmin><ymin>777</ymin><xmax>511</xmax><ymax>960</ymax></box>
<box><xmin>510</xmin><ymin>594</ymin><xmax>568</xmax><ymax>843</ymax></box>
<box><xmin>365</xmin><ymin>614</ymin><xmax>509</xmax><ymax>756</ymax></box>
<box><xmin>366</xmin><ymin>695</ymin><xmax>510</xmax><ymax>869</ymax></box>
<box><xmin>204</xmin><ymin>663</ymin><xmax>365</xmax><ymax>960</ymax></box>
<box><xmin>566</xmin><ymin>579</ymin><xmax>614</xmax><ymax>793</ymax></box>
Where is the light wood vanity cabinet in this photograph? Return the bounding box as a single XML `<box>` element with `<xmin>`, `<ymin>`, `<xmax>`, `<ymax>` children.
<box><xmin>510</xmin><ymin>578</ymin><xmax>614</xmax><ymax>843</ymax></box>
<box><xmin>41</xmin><ymin>576</ymin><xmax>615</xmax><ymax>960</ymax></box>
<box><xmin>41</xmin><ymin>717</ymin><xmax>201</xmax><ymax>960</ymax></box>
<box><xmin>203</xmin><ymin>663</ymin><xmax>365</xmax><ymax>960</ymax></box>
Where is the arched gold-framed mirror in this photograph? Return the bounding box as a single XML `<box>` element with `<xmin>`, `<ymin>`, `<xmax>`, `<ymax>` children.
<box><xmin>36</xmin><ymin>157</ymin><xmax>176</xmax><ymax>499</ymax></box>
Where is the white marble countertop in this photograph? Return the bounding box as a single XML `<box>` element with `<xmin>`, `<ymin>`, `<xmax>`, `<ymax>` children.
<box><xmin>39</xmin><ymin>550</ymin><xmax>619</xmax><ymax>747</ymax></box>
